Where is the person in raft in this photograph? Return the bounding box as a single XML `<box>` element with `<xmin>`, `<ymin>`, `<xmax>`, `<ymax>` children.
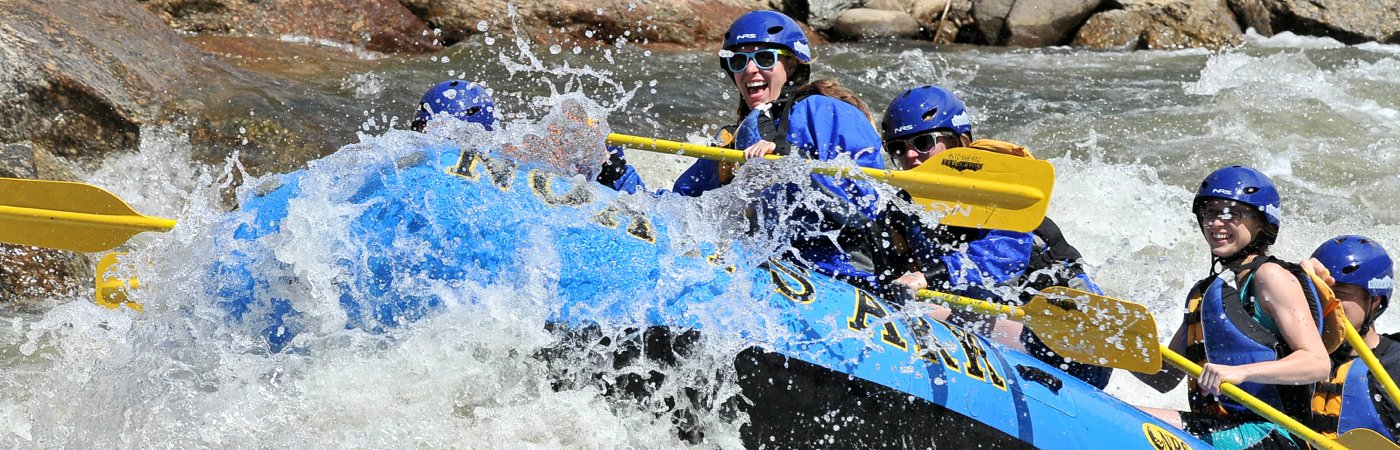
<box><xmin>875</xmin><ymin>85</ymin><xmax>1111</xmax><ymax>389</ymax></box>
<box><xmin>411</xmin><ymin>79</ymin><xmax>645</xmax><ymax>194</ymax></box>
<box><xmin>670</xmin><ymin>10</ymin><xmax>890</xmax><ymax>289</ymax></box>
<box><xmin>1307</xmin><ymin>235</ymin><xmax>1400</xmax><ymax>442</ymax></box>
<box><xmin>1134</xmin><ymin>166</ymin><xmax>1330</xmax><ymax>450</ymax></box>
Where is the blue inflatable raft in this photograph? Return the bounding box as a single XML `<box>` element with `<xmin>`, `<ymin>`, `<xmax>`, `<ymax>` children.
<box><xmin>208</xmin><ymin>133</ymin><xmax>1208</xmax><ymax>449</ymax></box>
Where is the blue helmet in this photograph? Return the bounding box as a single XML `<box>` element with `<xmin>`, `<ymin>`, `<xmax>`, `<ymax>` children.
<box><xmin>1192</xmin><ymin>165</ymin><xmax>1282</xmax><ymax>228</ymax></box>
<box><xmin>880</xmin><ymin>85</ymin><xmax>973</xmax><ymax>140</ymax></box>
<box><xmin>721</xmin><ymin>11</ymin><xmax>811</xmax><ymax>62</ymax></box>
<box><xmin>1312</xmin><ymin>235</ymin><xmax>1393</xmax><ymax>306</ymax></box>
<box><xmin>412</xmin><ymin>80</ymin><xmax>495</xmax><ymax>131</ymax></box>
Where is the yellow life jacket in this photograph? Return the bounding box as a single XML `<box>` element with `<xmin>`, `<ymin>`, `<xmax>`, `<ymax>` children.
<box><xmin>1310</xmin><ymin>356</ymin><xmax>1357</xmax><ymax>437</ymax></box>
<box><xmin>962</xmin><ymin>139</ymin><xmax>1035</xmax><ymax>159</ymax></box>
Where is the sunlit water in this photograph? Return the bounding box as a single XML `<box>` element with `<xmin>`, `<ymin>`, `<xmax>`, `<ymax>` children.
<box><xmin>3</xmin><ymin>26</ymin><xmax>1399</xmax><ymax>447</ymax></box>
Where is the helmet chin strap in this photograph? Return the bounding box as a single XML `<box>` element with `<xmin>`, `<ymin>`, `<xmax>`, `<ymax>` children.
<box><xmin>1208</xmin><ymin>230</ymin><xmax>1273</xmax><ymax>277</ymax></box>
<box><xmin>1359</xmin><ymin>296</ymin><xmax>1385</xmax><ymax>336</ymax></box>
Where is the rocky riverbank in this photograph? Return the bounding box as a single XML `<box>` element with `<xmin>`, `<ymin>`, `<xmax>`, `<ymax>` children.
<box><xmin>0</xmin><ymin>0</ymin><xmax>1396</xmax><ymax>300</ymax></box>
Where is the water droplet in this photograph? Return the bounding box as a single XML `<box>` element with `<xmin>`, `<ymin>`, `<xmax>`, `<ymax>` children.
<box><xmin>476</xmin><ymin>20</ymin><xmax>489</xmax><ymax>32</ymax></box>
<box><xmin>549</xmin><ymin>45</ymin><xmax>562</xmax><ymax>55</ymax></box>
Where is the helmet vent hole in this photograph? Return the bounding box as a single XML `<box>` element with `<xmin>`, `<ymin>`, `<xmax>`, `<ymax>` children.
<box><xmin>922</xmin><ymin>108</ymin><xmax>939</xmax><ymax>122</ymax></box>
<box><xmin>1342</xmin><ymin>264</ymin><xmax>1361</xmax><ymax>275</ymax></box>
<box><xmin>1243</xmin><ymin>187</ymin><xmax>1259</xmax><ymax>194</ymax></box>
<box><xmin>465</xmin><ymin>107</ymin><xmax>481</xmax><ymax>115</ymax></box>
<box><xmin>767</xmin><ymin>26</ymin><xmax>783</xmax><ymax>34</ymax></box>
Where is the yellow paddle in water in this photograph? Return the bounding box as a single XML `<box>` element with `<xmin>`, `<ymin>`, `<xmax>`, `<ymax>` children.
<box><xmin>96</xmin><ymin>251</ymin><xmax>142</xmax><ymax>311</ymax></box>
<box><xmin>606</xmin><ymin>134</ymin><xmax>1054</xmax><ymax>233</ymax></box>
<box><xmin>1161</xmin><ymin>345</ymin><xmax>1400</xmax><ymax>450</ymax></box>
<box><xmin>0</xmin><ymin>177</ymin><xmax>176</xmax><ymax>253</ymax></box>
<box><xmin>918</xmin><ymin>286</ymin><xmax>1162</xmax><ymax>373</ymax></box>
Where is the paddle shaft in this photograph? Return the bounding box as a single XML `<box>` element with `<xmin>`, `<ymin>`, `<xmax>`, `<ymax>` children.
<box><xmin>919</xmin><ymin>289</ymin><xmax>1027</xmax><ymax>320</ymax></box>
<box><xmin>1160</xmin><ymin>345</ymin><xmax>1347</xmax><ymax>450</ymax></box>
<box><xmin>0</xmin><ymin>204</ymin><xmax>175</xmax><ymax>232</ymax></box>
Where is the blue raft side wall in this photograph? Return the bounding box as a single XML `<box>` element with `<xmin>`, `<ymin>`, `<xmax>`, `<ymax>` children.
<box><xmin>210</xmin><ymin>142</ymin><xmax>1209</xmax><ymax>450</ymax></box>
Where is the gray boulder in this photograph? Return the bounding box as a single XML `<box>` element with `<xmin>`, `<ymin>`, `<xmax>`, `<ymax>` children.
<box><xmin>973</xmin><ymin>0</ymin><xmax>1016</xmax><ymax>43</ymax></box>
<box><xmin>1262</xmin><ymin>0</ymin><xmax>1400</xmax><ymax>44</ymax></box>
<box><xmin>976</xmin><ymin>0</ymin><xmax>1102</xmax><ymax>46</ymax></box>
<box><xmin>1229</xmin><ymin>0</ymin><xmax>1274</xmax><ymax>35</ymax></box>
<box><xmin>1005</xmin><ymin>0</ymin><xmax>1103</xmax><ymax>46</ymax></box>
<box><xmin>1074</xmin><ymin>0</ymin><xmax>1244</xmax><ymax>50</ymax></box>
<box><xmin>806</xmin><ymin>0</ymin><xmax>866</xmax><ymax>30</ymax></box>
<box><xmin>831</xmin><ymin>8</ymin><xmax>923</xmax><ymax>40</ymax></box>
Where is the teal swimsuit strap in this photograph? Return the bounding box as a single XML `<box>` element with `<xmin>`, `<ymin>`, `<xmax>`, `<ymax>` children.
<box><xmin>1239</xmin><ymin>271</ymin><xmax>1282</xmax><ymax>335</ymax></box>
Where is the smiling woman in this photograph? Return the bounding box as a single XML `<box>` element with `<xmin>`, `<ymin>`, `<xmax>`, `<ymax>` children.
<box><xmin>1134</xmin><ymin>166</ymin><xmax>1333</xmax><ymax>450</ymax></box>
<box><xmin>669</xmin><ymin>9</ymin><xmax>892</xmax><ymax>293</ymax></box>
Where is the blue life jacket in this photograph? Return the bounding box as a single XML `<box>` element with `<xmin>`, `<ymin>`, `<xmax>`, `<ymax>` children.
<box><xmin>1185</xmin><ymin>257</ymin><xmax>1325</xmax><ymax>421</ymax></box>
<box><xmin>1312</xmin><ymin>335</ymin><xmax>1400</xmax><ymax>441</ymax></box>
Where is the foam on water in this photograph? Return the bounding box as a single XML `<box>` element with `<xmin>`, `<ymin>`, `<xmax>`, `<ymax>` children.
<box><xmin>5</xmin><ymin>25</ymin><xmax>1400</xmax><ymax>447</ymax></box>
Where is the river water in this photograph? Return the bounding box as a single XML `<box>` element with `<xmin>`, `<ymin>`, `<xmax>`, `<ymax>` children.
<box><xmin>2</xmin><ymin>29</ymin><xmax>1399</xmax><ymax>448</ymax></box>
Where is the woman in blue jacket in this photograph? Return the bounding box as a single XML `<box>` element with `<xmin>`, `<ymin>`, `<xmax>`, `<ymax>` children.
<box><xmin>878</xmin><ymin>85</ymin><xmax>1111</xmax><ymax>389</ymax></box>
<box><xmin>671</xmin><ymin>11</ymin><xmax>887</xmax><ymax>286</ymax></box>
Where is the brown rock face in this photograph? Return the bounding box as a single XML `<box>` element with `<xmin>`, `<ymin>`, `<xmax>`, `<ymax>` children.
<box><xmin>1263</xmin><ymin>0</ymin><xmax>1400</xmax><ymax>44</ymax></box>
<box><xmin>397</xmin><ymin>0</ymin><xmax>775</xmax><ymax>49</ymax></box>
<box><xmin>0</xmin><ymin>0</ymin><xmax>195</xmax><ymax>160</ymax></box>
<box><xmin>1</xmin><ymin>0</ymin><xmax>371</xmax><ymax>177</ymax></box>
<box><xmin>1074</xmin><ymin>0</ymin><xmax>1244</xmax><ymax>50</ymax></box>
<box><xmin>141</xmin><ymin>0</ymin><xmax>441</xmax><ymax>53</ymax></box>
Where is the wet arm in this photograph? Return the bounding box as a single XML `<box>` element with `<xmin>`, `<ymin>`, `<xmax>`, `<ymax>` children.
<box><xmin>1240</xmin><ymin>264</ymin><xmax>1331</xmax><ymax>385</ymax></box>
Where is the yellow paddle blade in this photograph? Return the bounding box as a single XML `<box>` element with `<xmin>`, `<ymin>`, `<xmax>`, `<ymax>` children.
<box><xmin>915</xmin><ymin>287</ymin><xmax>1159</xmax><ymax>373</ymax></box>
<box><xmin>95</xmin><ymin>251</ymin><xmax>142</xmax><ymax>312</ymax></box>
<box><xmin>605</xmin><ymin>134</ymin><xmax>1053</xmax><ymax>233</ymax></box>
<box><xmin>1024</xmin><ymin>286</ymin><xmax>1161</xmax><ymax>374</ymax></box>
<box><xmin>901</xmin><ymin>147</ymin><xmax>1053</xmax><ymax>233</ymax></box>
<box><xmin>1336</xmin><ymin>428</ymin><xmax>1400</xmax><ymax>450</ymax></box>
<box><xmin>0</xmin><ymin>178</ymin><xmax>176</xmax><ymax>253</ymax></box>
<box><xmin>1160</xmin><ymin>346</ymin><xmax>1350</xmax><ymax>450</ymax></box>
